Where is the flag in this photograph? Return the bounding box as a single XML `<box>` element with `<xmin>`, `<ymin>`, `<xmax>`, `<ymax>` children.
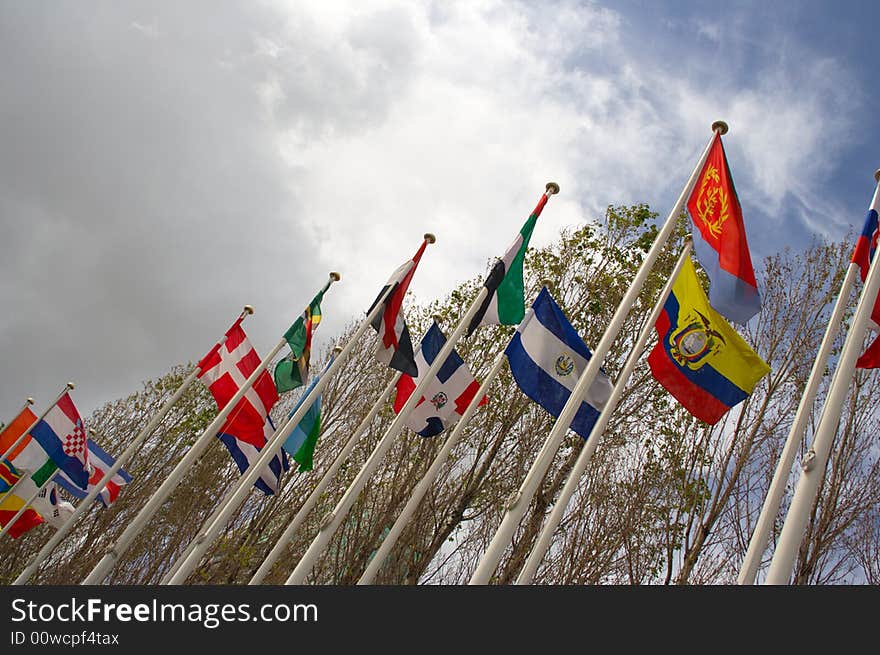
<box><xmin>393</xmin><ymin>322</ymin><xmax>487</xmax><ymax>438</ymax></box>
<box><xmin>197</xmin><ymin>321</ymin><xmax>289</xmax><ymax>496</ymax></box>
<box><xmin>0</xmin><ymin>459</ymin><xmax>22</xmax><ymax>493</ymax></box>
<box><xmin>0</xmin><ymin>406</ymin><xmax>57</xmax><ymax>483</ymax></box>
<box><xmin>467</xmin><ymin>190</ymin><xmax>553</xmax><ymax>336</ymax></box>
<box><xmin>687</xmin><ymin>132</ymin><xmax>762</xmax><ymax>324</ymax></box>
<box><xmin>281</xmin><ymin>355</ymin><xmax>334</xmax><ymax>473</ymax></box>
<box><xmin>0</xmin><ymin>483</ymin><xmax>44</xmax><ymax>538</ymax></box>
<box><xmin>31</xmin><ymin>483</ymin><xmax>75</xmax><ymax>530</ymax></box>
<box><xmin>28</xmin><ymin>393</ymin><xmax>90</xmax><ymax>490</ymax></box>
<box><xmin>274</xmin><ymin>285</ymin><xmax>327</xmax><ymax>393</ymax></box>
<box><xmin>367</xmin><ymin>240</ymin><xmax>428</xmax><ymax>377</ymax></box>
<box><xmin>852</xmin><ymin>189</ymin><xmax>880</xmax><ymax>368</ymax></box>
<box><xmin>54</xmin><ymin>440</ymin><xmax>132</xmax><ymax>506</ymax></box>
<box><xmin>505</xmin><ymin>287</ymin><xmax>613</xmax><ymax>439</ymax></box>
<box><xmin>648</xmin><ymin>256</ymin><xmax>770</xmax><ymax>424</ymax></box>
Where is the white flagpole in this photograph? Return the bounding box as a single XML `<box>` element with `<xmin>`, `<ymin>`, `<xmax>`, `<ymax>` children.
<box><xmin>249</xmin><ymin>369</ymin><xmax>403</xmax><ymax>585</ymax></box>
<box><xmin>737</xmin><ymin>267</ymin><xmax>865</xmax><ymax>584</ymax></box>
<box><xmin>764</xmin><ymin>169</ymin><xmax>880</xmax><ymax>585</ymax></box>
<box><xmin>469</xmin><ymin>122</ymin><xmax>723</xmax><ymax>585</ymax></box>
<box><xmin>286</xmin><ymin>288</ymin><xmax>488</xmax><ymax>585</ymax></box>
<box><xmin>357</xmin><ymin>346</ymin><xmax>509</xmax><ymax>585</ymax></box>
<box><xmin>11</xmin><ymin>307</ymin><xmax>255</xmax><ymax>585</ymax></box>
<box><xmin>515</xmin><ymin>239</ymin><xmax>693</xmax><ymax>585</ymax></box>
<box><xmin>0</xmin><ymin>460</ymin><xmax>69</xmax><ymax>539</ymax></box>
<box><xmin>159</xmin><ymin>347</ymin><xmax>343</xmax><ymax>586</ymax></box>
<box><xmin>82</xmin><ymin>276</ymin><xmax>340</xmax><ymax>585</ymax></box>
<box><xmin>1</xmin><ymin>384</ymin><xmax>74</xmax><ymax>464</ymax></box>
<box><xmin>285</xmin><ymin>186</ymin><xmax>558</xmax><ymax>585</ymax></box>
<box><xmin>165</xmin><ymin>239</ymin><xmax>435</xmax><ymax>585</ymax></box>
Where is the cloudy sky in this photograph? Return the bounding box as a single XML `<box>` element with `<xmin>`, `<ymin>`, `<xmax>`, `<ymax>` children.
<box><xmin>1</xmin><ymin>0</ymin><xmax>877</xmax><ymax>423</ymax></box>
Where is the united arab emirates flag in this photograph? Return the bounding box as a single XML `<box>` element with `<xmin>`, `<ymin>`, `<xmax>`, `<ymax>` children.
<box><xmin>467</xmin><ymin>186</ymin><xmax>555</xmax><ymax>336</ymax></box>
<box><xmin>275</xmin><ymin>284</ymin><xmax>327</xmax><ymax>393</ymax></box>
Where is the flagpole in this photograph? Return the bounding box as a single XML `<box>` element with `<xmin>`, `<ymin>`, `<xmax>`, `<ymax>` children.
<box><xmin>164</xmin><ymin>241</ymin><xmax>433</xmax><ymax>585</ymax></box>
<box><xmin>11</xmin><ymin>308</ymin><xmax>255</xmax><ymax>585</ymax></box>
<box><xmin>286</xmin><ymin>289</ymin><xmax>489</xmax><ymax>584</ymax></box>
<box><xmin>0</xmin><ymin>463</ymin><xmax>63</xmax><ymax>539</ymax></box>
<box><xmin>81</xmin><ymin>279</ymin><xmax>338</xmax><ymax>586</ymax></box>
<box><xmin>160</xmin><ymin>347</ymin><xmax>343</xmax><ymax>586</ymax></box>
<box><xmin>357</xmin><ymin>346</ymin><xmax>509</xmax><ymax>585</ymax></box>
<box><xmin>764</xmin><ymin>169</ymin><xmax>880</xmax><ymax>585</ymax></box>
<box><xmin>469</xmin><ymin>123</ymin><xmax>723</xmax><ymax>585</ymax></box>
<box><xmin>1</xmin><ymin>384</ymin><xmax>74</xmax><ymax>464</ymax></box>
<box><xmin>737</xmin><ymin>269</ymin><xmax>863</xmax><ymax>585</ymax></box>
<box><xmin>249</xmin><ymin>369</ymin><xmax>403</xmax><ymax>584</ymax></box>
<box><xmin>515</xmin><ymin>239</ymin><xmax>693</xmax><ymax>584</ymax></box>
<box><xmin>285</xmin><ymin>186</ymin><xmax>558</xmax><ymax>585</ymax></box>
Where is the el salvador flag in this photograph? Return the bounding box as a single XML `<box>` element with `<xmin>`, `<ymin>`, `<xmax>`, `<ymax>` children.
<box><xmin>505</xmin><ymin>287</ymin><xmax>613</xmax><ymax>439</ymax></box>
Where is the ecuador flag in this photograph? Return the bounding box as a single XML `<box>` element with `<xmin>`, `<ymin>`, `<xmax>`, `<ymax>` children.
<box><xmin>648</xmin><ymin>257</ymin><xmax>770</xmax><ymax>424</ymax></box>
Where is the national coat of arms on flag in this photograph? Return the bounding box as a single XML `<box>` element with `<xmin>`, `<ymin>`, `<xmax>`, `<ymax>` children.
<box><xmin>393</xmin><ymin>322</ymin><xmax>487</xmax><ymax>438</ymax></box>
<box><xmin>648</xmin><ymin>256</ymin><xmax>770</xmax><ymax>424</ymax></box>
<box><xmin>505</xmin><ymin>287</ymin><xmax>613</xmax><ymax>439</ymax></box>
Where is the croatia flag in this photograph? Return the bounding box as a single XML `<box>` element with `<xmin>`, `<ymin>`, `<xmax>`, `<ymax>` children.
<box><xmin>29</xmin><ymin>393</ymin><xmax>90</xmax><ymax>490</ymax></box>
<box><xmin>197</xmin><ymin>319</ymin><xmax>288</xmax><ymax>496</ymax></box>
<box><xmin>367</xmin><ymin>239</ymin><xmax>428</xmax><ymax>378</ymax></box>
<box><xmin>55</xmin><ymin>440</ymin><xmax>132</xmax><ymax>507</ymax></box>
<box><xmin>394</xmin><ymin>322</ymin><xmax>487</xmax><ymax>438</ymax></box>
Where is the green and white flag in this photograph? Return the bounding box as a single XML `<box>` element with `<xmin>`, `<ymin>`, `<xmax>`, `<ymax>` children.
<box><xmin>466</xmin><ymin>186</ymin><xmax>555</xmax><ymax>336</ymax></box>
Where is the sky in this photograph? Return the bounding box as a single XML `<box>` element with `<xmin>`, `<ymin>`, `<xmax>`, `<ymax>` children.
<box><xmin>1</xmin><ymin>0</ymin><xmax>878</xmax><ymax>424</ymax></box>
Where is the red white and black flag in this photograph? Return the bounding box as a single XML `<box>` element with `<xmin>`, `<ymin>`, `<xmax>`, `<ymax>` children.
<box><xmin>367</xmin><ymin>240</ymin><xmax>429</xmax><ymax>377</ymax></box>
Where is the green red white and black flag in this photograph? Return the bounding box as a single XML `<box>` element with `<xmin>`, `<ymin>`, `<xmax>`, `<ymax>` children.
<box><xmin>367</xmin><ymin>238</ymin><xmax>430</xmax><ymax>377</ymax></box>
<box><xmin>467</xmin><ymin>184</ymin><xmax>557</xmax><ymax>336</ymax></box>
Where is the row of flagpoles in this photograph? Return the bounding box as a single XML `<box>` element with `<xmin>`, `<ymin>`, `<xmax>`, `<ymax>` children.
<box><xmin>2</xmin><ymin>120</ymin><xmax>879</xmax><ymax>586</ymax></box>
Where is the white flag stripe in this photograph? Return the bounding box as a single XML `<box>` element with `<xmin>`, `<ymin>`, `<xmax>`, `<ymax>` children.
<box><xmin>202</xmin><ymin>340</ymin><xmax>268</xmax><ymax>417</ymax></box>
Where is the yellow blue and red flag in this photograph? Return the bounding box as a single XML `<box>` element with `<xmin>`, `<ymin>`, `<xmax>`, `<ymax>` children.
<box><xmin>687</xmin><ymin>132</ymin><xmax>761</xmax><ymax>324</ymax></box>
<box><xmin>648</xmin><ymin>257</ymin><xmax>770</xmax><ymax>424</ymax></box>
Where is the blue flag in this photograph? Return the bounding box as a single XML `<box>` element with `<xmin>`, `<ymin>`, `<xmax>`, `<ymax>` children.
<box><xmin>505</xmin><ymin>287</ymin><xmax>613</xmax><ymax>439</ymax></box>
<box><xmin>282</xmin><ymin>354</ymin><xmax>334</xmax><ymax>472</ymax></box>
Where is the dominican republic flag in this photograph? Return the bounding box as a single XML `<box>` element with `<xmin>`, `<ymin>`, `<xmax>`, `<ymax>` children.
<box><xmin>505</xmin><ymin>287</ymin><xmax>613</xmax><ymax>439</ymax></box>
<box><xmin>28</xmin><ymin>393</ymin><xmax>90</xmax><ymax>491</ymax></box>
<box><xmin>55</xmin><ymin>440</ymin><xmax>132</xmax><ymax>507</ymax></box>
<box><xmin>197</xmin><ymin>319</ymin><xmax>289</xmax><ymax>496</ymax></box>
<box><xmin>466</xmin><ymin>187</ymin><xmax>554</xmax><ymax>337</ymax></box>
<box><xmin>367</xmin><ymin>239</ymin><xmax>428</xmax><ymax>377</ymax></box>
<box><xmin>853</xmin><ymin>182</ymin><xmax>880</xmax><ymax>368</ymax></box>
<box><xmin>687</xmin><ymin>132</ymin><xmax>761</xmax><ymax>324</ymax></box>
<box><xmin>394</xmin><ymin>322</ymin><xmax>487</xmax><ymax>438</ymax></box>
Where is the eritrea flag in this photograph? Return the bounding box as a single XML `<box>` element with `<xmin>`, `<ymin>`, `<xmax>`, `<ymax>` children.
<box><xmin>687</xmin><ymin>132</ymin><xmax>761</xmax><ymax>325</ymax></box>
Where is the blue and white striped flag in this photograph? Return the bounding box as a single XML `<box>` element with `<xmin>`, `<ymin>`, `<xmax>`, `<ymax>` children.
<box><xmin>505</xmin><ymin>287</ymin><xmax>613</xmax><ymax>439</ymax></box>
